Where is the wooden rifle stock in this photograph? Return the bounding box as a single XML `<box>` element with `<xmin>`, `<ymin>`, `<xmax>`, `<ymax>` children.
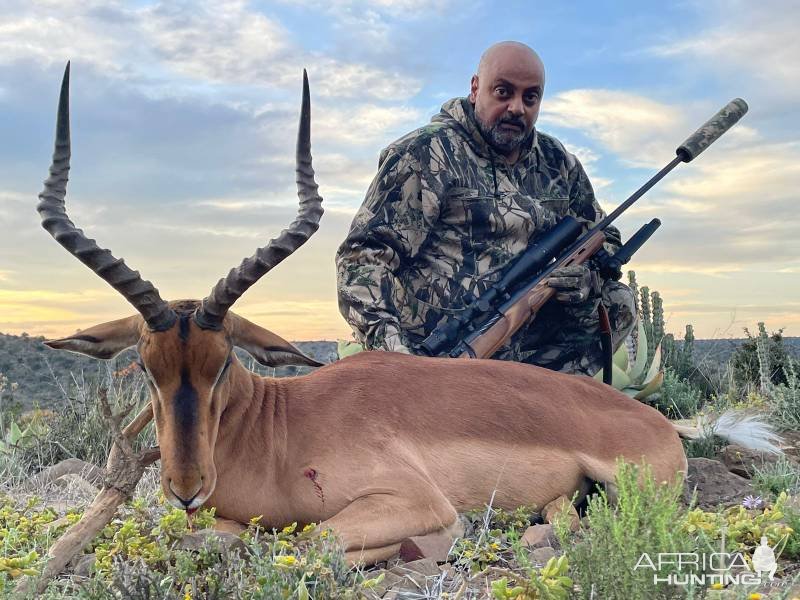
<box><xmin>455</xmin><ymin>230</ymin><xmax>607</xmax><ymax>359</ymax></box>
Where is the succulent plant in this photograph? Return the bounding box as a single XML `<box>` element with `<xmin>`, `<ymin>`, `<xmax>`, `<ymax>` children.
<box><xmin>595</xmin><ymin>271</ymin><xmax>664</xmax><ymax>401</ymax></box>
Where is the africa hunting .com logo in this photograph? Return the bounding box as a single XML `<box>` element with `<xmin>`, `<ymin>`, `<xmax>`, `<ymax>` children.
<box><xmin>634</xmin><ymin>536</ymin><xmax>778</xmax><ymax>587</ymax></box>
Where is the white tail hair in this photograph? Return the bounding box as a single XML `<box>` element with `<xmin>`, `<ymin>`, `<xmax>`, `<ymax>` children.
<box><xmin>672</xmin><ymin>410</ymin><xmax>783</xmax><ymax>454</ymax></box>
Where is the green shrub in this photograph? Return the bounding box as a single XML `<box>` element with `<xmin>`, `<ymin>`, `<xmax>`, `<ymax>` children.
<box><xmin>731</xmin><ymin>325</ymin><xmax>792</xmax><ymax>389</ymax></box>
<box><xmin>750</xmin><ymin>455</ymin><xmax>800</xmax><ymax>499</ymax></box>
<box><xmin>655</xmin><ymin>368</ymin><xmax>704</xmax><ymax>419</ymax></box>
<box><xmin>766</xmin><ymin>360</ymin><xmax>800</xmax><ymax>430</ymax></box>
<box><xmin>16</xmin><ymin>375</ymin><xmax>152</xmax><ymax>474</ymax></box>
<box><xmin>555</xmin><ymin>461</ymin><xmax>695</xmax><ymax>600</ymax></box>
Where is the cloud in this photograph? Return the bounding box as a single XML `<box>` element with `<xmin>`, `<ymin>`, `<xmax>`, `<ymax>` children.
<box><xmin>0</xmin><ymin>1</ymin><xmax>421</xmax><ymax>101</ymax></box>
<box><xmin>541</xmin><ymin>89</ymin><xmax>685</xmax><ymax>168</ymax></box>
<box><xmin>647</xmin><ymin>0</ymin><xmax>800</xmax><ymax>102</ymax></box>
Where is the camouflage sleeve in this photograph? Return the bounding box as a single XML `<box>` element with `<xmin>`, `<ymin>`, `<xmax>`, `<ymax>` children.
<box><xmin>566</xmin><ymin>156</ymin><xmax>622</xmax><ymax>254</ymax></box>
<box><xmin>336</xmin><ymin>148</ymin><xmax>443</xmax><ymax>351</ymax></box>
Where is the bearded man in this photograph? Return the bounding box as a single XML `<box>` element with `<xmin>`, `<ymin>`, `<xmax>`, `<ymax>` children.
<box><xmin>335</xmin><ymin>41</ymin><xmax>636</xmax><ymax>376</ymax></box>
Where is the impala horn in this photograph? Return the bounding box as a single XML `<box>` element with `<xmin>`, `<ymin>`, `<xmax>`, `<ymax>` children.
<box><xmin>38</xmin><ymin>62</ymin><xmax>177</xmax><ymax>332</ymax></box>
<box><xmin>195</xmin><ymin>70</ymin><xmax>324</xmax><ymax>330</ymax></box>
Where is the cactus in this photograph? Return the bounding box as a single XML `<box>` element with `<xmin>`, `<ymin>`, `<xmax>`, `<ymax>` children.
<box><xmin>640</xmin><ymin>286</ymin><xmax>655</xmax><ymax>365</ymax></box>
<box><xmin>661</xmin><ymin>333</ymin><xmax>676</xmax><ymax>371</ymax></box>
<box><xmin>626</xmin><ymin>271</ymin><xmax>640</xmax><ymax>367</ymax></box>
<box><xmin>756</xmin><ymin>321</ymin><xmax>772</xmax><ymax>393</ymax></box>
<box><xmin>683</xmin><ymin>324</ymin><xmax>695</xmax><ymax>372</ymax></box>
<box><xmin>652</xmin><ymin>291</ymin><xmax>664</xmax><ymax>351</ymax></box>
<box><xmin>628</xmin><ymin>271</ymin><xmax>640</xmax><ymax>317</ymax></box>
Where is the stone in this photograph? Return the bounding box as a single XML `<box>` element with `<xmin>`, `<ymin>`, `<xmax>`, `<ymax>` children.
<box><xmin>719</xmin><ymin>444</ymin><xmax>794</xmax><ymax>478</ymax></box>
<box><xmin>54</xmin><ymin>473</ymin><xmax>101</xmax><ymax>498</ymax></box>
<box><xmin>71</xmin><ymin>553</ymin><xmax>96</xmax><ymax>578</ymax></box>
<box><xmin>685</xmin><ymin>458</ymin><xmax>754</xmax><ymax>509</ymax></box>
<box><xmin>398</xmin><ymin>531</ymin><xmax>457</xmax><ymax>563</ymax></box>
<box><xmin>531</xmin><ymin>546</ymin><xmax>556</xmax><ymax>564</ymax></box>
<box><xmin>361</xmin><ymin>569</ymin><xmax>404</xmax><ymax>598</ymax></box>
<box><xmin>521</xmin><ymin>524</ymin><xmax>556</xmax><ymax>548</ymax></box>
<box><xmin>177</xmin><ymin>529</ymin><xmax>247</xmax><ymax>557</ymax></box>
<box><xmin>390</xmin><ymin>557</ymin><xmax>441</xmax><ymax>578</ymax></box>
<box><xmin>385</xmin><ymin>558</ymin><xmax>444</xmax><ymax>595</ymax></box>
<box><xmin>542</xmin><ymin>496</ymin><xmax>580</xmax><ymax>532</ymax></box>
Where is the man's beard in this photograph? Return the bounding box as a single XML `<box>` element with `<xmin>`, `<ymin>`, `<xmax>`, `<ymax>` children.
<box><xmin>475</xmin><ymin>115</ymin><xmax>528</xmax><ymax>154</ymax></box>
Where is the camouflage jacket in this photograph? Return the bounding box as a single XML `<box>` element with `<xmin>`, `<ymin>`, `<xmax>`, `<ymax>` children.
<box><xmin>336</xmin><ymin>97</ymin><xmax>621</xmax><ymax>352</ymax></box>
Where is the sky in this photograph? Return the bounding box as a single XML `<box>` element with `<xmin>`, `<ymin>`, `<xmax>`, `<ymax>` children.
<box><xmin>0</xmin><ymin>0</ymin><xmax>798</xmax><ymax>342</ymax></box>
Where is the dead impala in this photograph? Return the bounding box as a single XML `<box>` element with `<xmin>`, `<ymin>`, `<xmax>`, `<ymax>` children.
<box><xmin>37</xmin><ymin>65</ymin><xmax>766</xmax><ymax>565</ymax></box>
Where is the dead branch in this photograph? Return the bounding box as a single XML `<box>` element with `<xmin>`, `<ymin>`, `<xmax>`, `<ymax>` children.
<box><xmin>15</xmin><ymin>393</ymin><xmax>158</xmax><ymax>597</ymax></box>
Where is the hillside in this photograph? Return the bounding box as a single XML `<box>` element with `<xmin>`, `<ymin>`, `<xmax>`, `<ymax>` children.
<box><xmin>0</xmin><ymin>332</ymin><xmax>337</xmax><ymax>411</ymax></box>
<box><xmin>0</xmin><ymin>331</ymin><xmax>797</xmax><ymax>411</ymax></box>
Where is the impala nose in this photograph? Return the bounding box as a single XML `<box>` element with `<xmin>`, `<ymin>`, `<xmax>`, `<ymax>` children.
<box><xmin>168</xmin><ymin>479</ymin><xmax>202</xmax><ymax>507</ymax></box>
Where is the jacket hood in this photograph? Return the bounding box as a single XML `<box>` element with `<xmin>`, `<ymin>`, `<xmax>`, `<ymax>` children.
<box><xmin>432</xmin><ymin>97</ymin><xmax>537</xmax><ymax>162</ymax></box>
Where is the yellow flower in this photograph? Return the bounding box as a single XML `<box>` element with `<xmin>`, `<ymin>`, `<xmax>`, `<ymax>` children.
<box><xmin>710</xmin><ymin>583</ymin><xmax>723</xmax><ymax>590</ymax></box>
<box><xmin>183</xmin><ymin>593</ymin><xmax>191</xmax><ymax>600</ymax></box>
<box><xmin>275</xmin><ymin>555</ymin><xmax>297</xmax><ymax>567</ymax></box>
<box><xmin>748</xmin><ymin>594</ymin><xmax>762</xmax><ymax>600</ymax></box>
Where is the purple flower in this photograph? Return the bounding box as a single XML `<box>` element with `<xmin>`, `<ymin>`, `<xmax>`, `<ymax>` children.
<box><xmin>742</xmin><ymin>495</ymin><xmax>764</xmax><ymax>510</ymax></box>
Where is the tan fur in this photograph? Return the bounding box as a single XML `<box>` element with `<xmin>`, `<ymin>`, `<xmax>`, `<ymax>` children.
<box><xmin>49</xmin><ymin>307</ymin><xmax>687</xmax><ymax>564</ymax></box>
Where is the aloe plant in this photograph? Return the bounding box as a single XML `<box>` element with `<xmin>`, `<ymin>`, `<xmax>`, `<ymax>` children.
<box><xmin>337</xmin><ymin>338</ymin><xmax>365</xmax><ymax>359</ymax></box>
<box><xmin>595</xmin><ymin>272</ymin><xmax>664</xmax><ymax>400</ymax></box>
<box><xmin>595</xmin><ymin>317</ymin><xmax>663</xmax><ymax>400</ymax></box>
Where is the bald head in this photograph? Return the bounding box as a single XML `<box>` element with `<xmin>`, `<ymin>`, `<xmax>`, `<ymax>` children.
<box><xmin>469</xmin><ymin>42</ymin><xmax>545</xmax><ymax>162</ymax></box>
<box><xmin>476</xmin><ymin>42</ymin><xmax>545</xmax><ymax>82</ymax></box>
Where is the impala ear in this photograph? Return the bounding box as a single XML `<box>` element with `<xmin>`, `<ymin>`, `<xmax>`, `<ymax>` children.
<box><xmin>44</xmin><ymin>315</ymin><xmax>143</xmax><ymax>360</ymax></box>
<box><xmin>230</xmin><ymin>315</ymin><xmax>324</xmax><ymax>368</ymax></box>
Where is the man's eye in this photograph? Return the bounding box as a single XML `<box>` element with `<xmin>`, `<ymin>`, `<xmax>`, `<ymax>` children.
<box><xmin>525</xmin><ymin>95</ymin><xmax>539</xmax><ymax>104</ymax></box>
<box><xmin>495</xmin><ymin>87</ymin><xmax>508</xmax><ymax>97</ymax></box>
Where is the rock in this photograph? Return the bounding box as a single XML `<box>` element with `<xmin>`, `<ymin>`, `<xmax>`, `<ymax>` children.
<box><xmin>398</xmin><ymin>531</ymin><xmax>457</xmax><ymax>563</ymax></box>
<box><xmin>390</xmin><ymin>557</ymin><xmax>441</xmax><ymax>578</ymax></box>
<box><xmin>719</xmin><ymin>444</ymin><xmax>794</xmax><ymax>478</ymax></box>
<box><xmin>54</xmin><ymin>473</ymin><xmax>101</xmax><ymax>498</ymax></box>
<box><xmin>361</xmin><ymin>569</ymin><xmax>403</xmax><ymax>598</ymax></box>
<box><xmin>177</xmin><ymin>529</ymin><xmax>247</xmax><ymax>557</ymax></box>
<box><xmin>521</xmin><ymin>524</ymin><xmax>556</xmax><ymax>548</ymax></box>
<box><xmin>71</xmin><ymin>553</ymin><xmax>96</xmax><ymax>578</ymax></box>
<box><xmin>29</xmin><ymin>458</ymin><xmax>105</xmax><ymax>488</ymax></box>
<box><xmin>542</xmin><ymin>497</ymin><xmax>580</xmax><ymax>532</ymax></box>
<box><xmin>531</xmin><ymin>546</ymin><xmax>556</xmax><ymax>564</ymax></box>
<box><xmin>685</xmin><ymin>458</ymin><xmax>754</xmax><ymax>509</ymax></box>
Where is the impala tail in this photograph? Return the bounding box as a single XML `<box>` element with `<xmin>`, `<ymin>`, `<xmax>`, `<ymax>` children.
<box><xmin>672</xmin><ymin>410</ymin><xmax>783</xmax><ymax>454</ymax></box>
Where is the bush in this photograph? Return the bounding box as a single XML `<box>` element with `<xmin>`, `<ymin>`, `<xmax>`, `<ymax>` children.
<box><xmin>555</xmin><ymin>461</ymin><xmax>695</xmax><ymax>600</ymax></box>
<box><xmin>750</xmin><ymin>455</ymin><xmax>800</xmax><ymax>499</ymax></box>
<box><xmin>16</xmin><ymin>372</ymin><xmax>152</xmax><ymax>475</ymax></box>
<box><xmin>766</xmin><ymin>360</ymin><xmax>800</xmax><ymax>430</ymax></box>
<box><xmin>731</xmin><ymin>326</ymin><xmax>792</xmax><ymax>389</ymax></box>
<box><xmin>654</xmin><ymin>368</ymin><xmax>704</xmax><ymax>419</ymax></box>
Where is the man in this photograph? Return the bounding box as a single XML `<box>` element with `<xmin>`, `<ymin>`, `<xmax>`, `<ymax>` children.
<box><xmin>336</xmin><ymin>41</ymin><xmax>636</xmax><ymax>376</ymax></box>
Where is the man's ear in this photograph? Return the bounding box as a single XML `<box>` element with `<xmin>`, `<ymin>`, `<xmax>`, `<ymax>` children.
<box><xmin>230</xmin><ymin>315</ymin><xmax>324</xmax><ymax>368</ymax></box>
<box><xmin>44</xmin><ymin>315</ymin><xmax>143</xmax><ymax>359</ymax></box>
<box><xmin>469</xmin><ymin>74</ymin><xmax>479</xmax><ymax>103</ymax></box>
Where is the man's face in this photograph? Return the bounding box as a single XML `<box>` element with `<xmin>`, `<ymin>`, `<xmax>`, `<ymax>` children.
<box><xmin>469</xmin><ymin>50</ymin><xmax>544</xmax><ymax>157</ymax></box>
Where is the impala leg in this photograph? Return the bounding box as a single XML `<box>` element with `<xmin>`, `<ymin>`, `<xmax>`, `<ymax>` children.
<box><xmin>319</xmin><ymin>490</ymin><xmax>458</xmax><ymax>565</ymax></box>
<box><xmin>345</xmin><ymin>542</ymin><xmax>403</xmax><ymax>565</ymax></box>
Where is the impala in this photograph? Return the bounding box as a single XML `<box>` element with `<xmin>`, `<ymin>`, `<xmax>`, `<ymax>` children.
<box><xmin>37</xmin><ymin>65</ymin><xmax>757</xmax><ymax>565</ymax></box>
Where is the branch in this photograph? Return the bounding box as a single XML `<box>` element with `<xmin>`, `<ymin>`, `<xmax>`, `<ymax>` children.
<box><xmin>15</xmin><ymin>393</ymin><xmax>158</xmax><ymax>596</ymax></box>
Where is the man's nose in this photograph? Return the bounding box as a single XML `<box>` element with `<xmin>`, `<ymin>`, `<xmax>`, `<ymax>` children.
<box><xmin>507</xmin><ymin>95</ymin><xmax>524</xmax><ymax>116</ymax></box>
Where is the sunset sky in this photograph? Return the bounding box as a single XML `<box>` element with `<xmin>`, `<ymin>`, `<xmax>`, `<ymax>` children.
<box><xmin>1</xmin><ymin>0</ymin><xmax>798</xmax><ymax>342</ymax></box>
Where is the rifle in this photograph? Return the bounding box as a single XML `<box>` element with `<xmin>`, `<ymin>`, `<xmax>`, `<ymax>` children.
<box><xmin>419</xmin><ymin>98</ymin><xmax>749</xmax><ymax>364</ymax></box>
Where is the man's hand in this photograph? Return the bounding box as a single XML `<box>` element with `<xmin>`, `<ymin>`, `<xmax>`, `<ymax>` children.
<box><xmin>547</xmin><ymin>264</ymin><xmax>599</xmax><ymax>304</ymax></box>
<box><xmin>383</xmin><ymin>323</ymin><xmax>413</xmax><ymax>354</ymax></box>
